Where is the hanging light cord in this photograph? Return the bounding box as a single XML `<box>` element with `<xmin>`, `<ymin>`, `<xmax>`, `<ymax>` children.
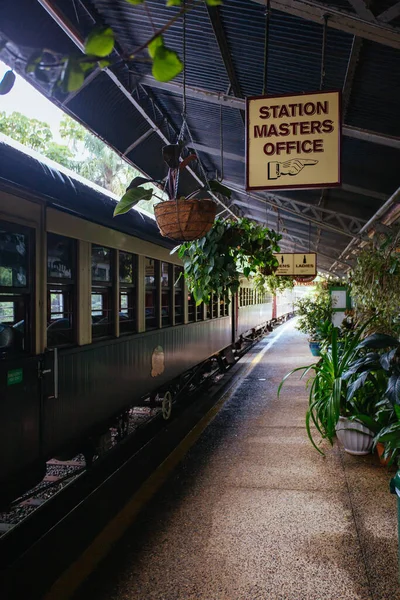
<box><xmin>262</xmin><ymin>0</ymin><xmax>271</xmax><ymax>96</ymax></box>
<box><xmin>320</xmin><ymin>14</ymin><xmax>328</xmax><ymax>91</ymax></box>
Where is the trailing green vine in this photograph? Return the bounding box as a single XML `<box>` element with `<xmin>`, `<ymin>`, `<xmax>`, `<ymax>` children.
<box><xmin>256</xmin><ymin>273</ymin><xmax>294</xmax><ymax>295</ymax></box>
<box><xmin>175</xmin><ymin>218</ymin><xmax>281</xmax><ymax>304</ymax></box>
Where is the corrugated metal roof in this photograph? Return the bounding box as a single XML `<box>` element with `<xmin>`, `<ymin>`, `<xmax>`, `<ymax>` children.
<box><xmin>0</xmin><ymin>0</ymin><xmax>400</xmax><ymax>274</ymax></box>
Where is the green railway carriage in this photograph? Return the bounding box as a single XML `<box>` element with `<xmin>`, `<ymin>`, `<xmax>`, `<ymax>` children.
<box><xmin>0</xmin><ymin>138</ymin><xmax>294</xmax><ymax>507</ymax></box>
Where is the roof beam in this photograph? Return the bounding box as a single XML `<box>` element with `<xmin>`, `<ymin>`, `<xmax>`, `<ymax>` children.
<box><xmin>206</xmin><ymin>5</ymin><xmax>245</xmax><ymax>124</ymax></box>
<box><xmin>343</xmin><ymin>124</ymin><xmax>400</xmax><ymax>149</ymax></box>
<box><xmin>228</xmin><ymin>183</ymin><xmax>363</xmax><ymax>239</ymax></box>
<box><xmin>346</xmin><ymin>0</ymin><xmax>375</xmax><ymax>22</ymax></box>
<box><xmin>232</xmin><ymin>197</ymin><xmax>364</xmax><ymax>232</ymax></box>
<box><xmin>378</xmin><ymin>3</ymin><xmax>400</xmax><ymax>23</ymax></box>
<box><xmin>330</xmin><ymin>185</ymin><xmax>400</xmax><ymax>271</ymax></box>
<box><xmin>250</xmin><ymin>0</ymin><xmax>400</xmax><ymax>50</ymax></box>
<box><xmin>139</xmin><ymin>77</ymin><xmax>400</xmax><ymax>150</ymax></box>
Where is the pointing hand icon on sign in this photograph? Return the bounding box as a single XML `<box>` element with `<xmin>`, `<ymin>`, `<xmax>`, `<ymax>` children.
<box><xmin>268</xmin><ymin>159</ymin><xmax>318</xmax><ymax>180</ymax></box>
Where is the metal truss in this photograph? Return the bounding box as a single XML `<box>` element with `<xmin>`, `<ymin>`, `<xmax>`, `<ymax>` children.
<box><xmin>228</xmin><ymin>184</ymin><xmax>366</xmax><ymax>239</ymax></box>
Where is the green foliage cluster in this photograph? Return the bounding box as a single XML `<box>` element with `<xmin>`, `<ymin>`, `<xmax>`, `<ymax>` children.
<box><xmin>175</xmin><ymin>218</ymin><xmax>281</xmax><ymax>304</ymax></box>
<box><xmin>0</xmin><ymin>111</ymin><xmax>159</xmax><ymax>212</ymax></box>
<box><xmin>259</xmin><ymin>274</ymin><xmax>294</xmax><ymax>295</ymax></box>
<box><xmin>295</xmin><ymin>283</ymin><xmax>333</xmax><ymax>341</ymax></box>
<box><xmin>0</xmin><ymin>0</ymin><xmax>223</xmax><ymax>96</ymax></box>
<box><xmin>349</xmin><ymin>232</ymin><xmax>400</xmax><ymax>336</ymax></box>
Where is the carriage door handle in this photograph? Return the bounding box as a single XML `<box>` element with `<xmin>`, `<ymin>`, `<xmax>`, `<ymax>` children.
<box><xmin>40</xmin><ymin>348</ymin><xmax>58</xmax><ymax>399</ymax></box>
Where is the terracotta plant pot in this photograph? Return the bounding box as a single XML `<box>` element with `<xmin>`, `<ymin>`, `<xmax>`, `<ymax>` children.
<box><xmin>336</xmin><ymin>416</ymin><xmax>374</xmax><ymax>455</ymax></box>
<box><xmin>154</xmin><ymin>198</ymin><xmax>217</xmax><ymax>241</ymax></box>
<box><xmin>376</xmin><ymin>442</ymin><xmax>391</xmax><ymax>466</ymax></box>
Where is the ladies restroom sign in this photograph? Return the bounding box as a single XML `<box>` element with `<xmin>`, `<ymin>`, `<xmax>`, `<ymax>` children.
<box><xmin>246</xmin><ymin>91</ymin><xmax>341</xmax><ymax>191</ymax></box>
<box><xmin>275</xmin><ymin>253</ymin><xmax>317</xmax><ymax>276</ymax></box>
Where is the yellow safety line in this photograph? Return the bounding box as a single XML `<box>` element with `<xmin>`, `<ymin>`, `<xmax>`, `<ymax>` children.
<box><xmin>44</xmin><ymin>322</ymin><xmax>290</xmax><ymax>600</ymax></box>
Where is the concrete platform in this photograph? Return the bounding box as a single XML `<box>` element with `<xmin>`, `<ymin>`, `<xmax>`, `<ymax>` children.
<box><xmin>74</xmin><ymin>320</ymin><xmax>399</xmax><ymax>600</ymax></box>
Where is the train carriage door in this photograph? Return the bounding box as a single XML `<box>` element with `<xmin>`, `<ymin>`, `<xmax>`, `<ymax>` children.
<box><xmin>0</xmin><ymin>222</ymin><xmax>44</xmax><ymax>504</ymax></box>
<box><xmin>232</xmin><ymin>291</ymin><xmax>238</xmax><ymax>342</ymax></box>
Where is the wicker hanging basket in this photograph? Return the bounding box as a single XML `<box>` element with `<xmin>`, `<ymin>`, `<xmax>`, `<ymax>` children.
<box><xmin>154</xmin><ymin>198</ymin><xmax>217</xmax><ymax>241</ymax></box>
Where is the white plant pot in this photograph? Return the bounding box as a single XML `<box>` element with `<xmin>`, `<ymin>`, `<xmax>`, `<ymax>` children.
<box><xmin>336</xmin><ymin>416</ymin><xmax>374</xmax><ymax>455</ymax></box>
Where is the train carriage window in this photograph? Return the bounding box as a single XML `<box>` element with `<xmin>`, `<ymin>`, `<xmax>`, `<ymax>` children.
<box><xmin>92</xmin><ymin>245</ymin><xmax>114</xmax><ymax>338</ymax></box>
<box><xmin>174</xmin><ymin>266</ymin><xmax>184</xmax><ymax>325</ymax></box>
<box><xmin>188</xmin><ymin>293</ymin><xmax>196</xmax><ymax>323</ymax></box>
<box><xmin>196</xmin><ymin>301</ymin><xmax>204</xmax><ymax>321</ymax></box>
<box><xmin>47</xmin><ymin>233</ymin><xmax>76</xmax><ymax>347</ymax></box>
<box><xmin>212</xmin><ymin>295</ymin><xmax>219</xmax><ymax>319</ymax></box>
<box><xmin>206</xmin><ymin>296</ymin><xmax>212</xmax><ymax>319</ymax></box>
<box><xmin>220</xmin><ymin>294</ymin><xmax>229</xmax><ymax>317</ymax></box>
<box><xmin>0</xmin><ymin>224</ymin><xmax>33</xmax><ymax>356</ymax></box>
<box><xmin>145</xmin><ymin>257</ymin><xmax>158</xmax><ymax>330</ymax></box>
<box><xmin>119</xmin><ymin>251</ymin><xmax>137</xmax><ymax>334</ymax></box>
<box><xmin>161</xmin><ymin>262</ymin><xmax>172</xmax><ymax>327</ymax></box>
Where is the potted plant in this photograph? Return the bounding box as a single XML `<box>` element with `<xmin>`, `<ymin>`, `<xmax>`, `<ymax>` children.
<box><xmin>175</xmin><ymin>218</ymin><xmax>281</xmax><ymax>304</ymax></box>
<box><xmin>295</xmin><ymin>284</ymin><xmax>333</xmax><ymax>355</ymax></box>
<box><xmin>278</xmin><ymin>323</ymin><xmax>369</xmax><ymax>455</ymax></box>
<box><xmin>114</xmin><ymin>144</ymin><xmax>231</xmax><ymax>242</ymax></box>
<box><xmin>343</xmin><ymin>331</ymin><xmax>400</xmax><ymax>461</ymax></box>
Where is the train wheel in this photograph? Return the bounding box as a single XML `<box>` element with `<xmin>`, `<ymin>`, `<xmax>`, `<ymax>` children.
<box><xmin>162</xmin><ymin>391</ymin><xmax>173</xmax><ymax>420</ymax></box>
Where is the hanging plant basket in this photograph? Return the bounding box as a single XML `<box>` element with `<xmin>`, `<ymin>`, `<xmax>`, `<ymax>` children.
<box><xmin>154</xmin><ymin>197</ymin><xmax>217</xmax><ymax>241</ymax></box>
<box><xmin>259</xmin><ymin>264</ymin><xmax>278</xmax><ymax>276</ymax></box>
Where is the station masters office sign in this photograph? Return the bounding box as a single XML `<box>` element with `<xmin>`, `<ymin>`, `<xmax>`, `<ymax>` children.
<box><xmin>246</xmin><ymin>91</ymin><xmax>341</xmax><ymax>191</ymax></box>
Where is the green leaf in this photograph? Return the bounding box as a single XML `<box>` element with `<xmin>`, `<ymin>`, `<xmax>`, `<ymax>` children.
<box><xmin>170</xmin><ymin>244</ymin><xmax>182</xmax><ymax>255</ymax></box>
<box><xmin>84</xmin><ymin>26</ymin><xmax>115</xmax><ymax>58</ymax></box>
<box><xmin>127</xmin><ymin>176</ymin><xmax>153</xmax><ymax>189</ymax></box>
<box><xmin>209</xmin><ymin>180</ymin><xmax>232</xmax><ymax>199</ymax></box>
<box><xmin>0</xmin><ymin>70</ymin><xmax>16</xmax><ymax>95</ymax></box>
<box><xmin>166</xmin><ymin>0</ymin><xmax>182</xmax><ymax>5</ymax></box>
<box><xmin>205</xmin><ymin>0</ymin><xmax>222</xmax><ymax>5</ymax></box>
<box><xmin>114</xmin><ymin>187</ymin><xmax>153</xmax><ymax>216</ymax></box>
<box><xmin>25</xmin><ymin>51</ymin><xmax>42</xmax><ymax>74</ymax></box>
<box><xmin>61</xmin><ymin>59</ymin><xmax>85</xmax><ymax>92</ymax></box>
<box><xmin>357</xmin><ymin>333</ymin><xmax>399</xmax><ymax>350</ymax></box>
<box><xmin>148</xmin><ymin>35</ymin><xmax>164</xmax><ymax>60</ymax></box>
<box><xmin>152</xmin><ymin>46</ymin><xmax>183</xmax><ymax>82</ymax></box>
<box><xmin>98</xmin><ymin>59</ymin><xmax>112</xmax><ymax>68</ymax></box>
<box><xmin>125</xmin><ymin>0</ymin><xmax>144</xmax><ymax>3</ymax></box>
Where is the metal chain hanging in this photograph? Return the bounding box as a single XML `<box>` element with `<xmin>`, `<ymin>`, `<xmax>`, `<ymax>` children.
<box><xmin>173</xmin><ymin>0</ymin><xmax>188</xmax><ymax>201</ymax></box>
<box><xmin>320</xmin><ymin>14</ymin><xmax>329</xmax><ymax>91</ymax></box>
<box><xmin>218</xmin><ymin>102</ymin><xmax>224</xmax><ymax>182</ymax></box>
<box><xmin>262</xmin><ymin>0</ymin><xmax>271</xmax><ymax>96</ymax></box>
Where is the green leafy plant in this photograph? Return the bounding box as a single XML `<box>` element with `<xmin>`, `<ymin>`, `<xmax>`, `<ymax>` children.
<box><xmin>349</xmin><ymin>230</ymin><xmax>400</xmax><ymax>336</ymax></box>
<box><xmin>374</xmin><ymin>405</ymin><xmax>400</xmax><ymax>465</ymax></box>
<box><xmin>278</xmin><ymin>324</ymin><xmax>370</xmax><ymax>454</ymax></box>
<box><xmin>295</xmin><ymin>285</ymin><xmax>333</xmax><ymax>341</ymax></box>
<box><xmin>175</xmin><ymin>218</ymin><xmax>281</xmax><ymax>304</ymax></box>
<box><xmin>257</xmin><ymin>274</ymin><xmax>294</xmax><ymax>295</ymax></box>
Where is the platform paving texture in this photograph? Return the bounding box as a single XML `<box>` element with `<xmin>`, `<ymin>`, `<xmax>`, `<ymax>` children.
<box><xmin>76</xmin><ymin>320</ymin><xmax>399</xmax><ymax>600</ymax></box>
